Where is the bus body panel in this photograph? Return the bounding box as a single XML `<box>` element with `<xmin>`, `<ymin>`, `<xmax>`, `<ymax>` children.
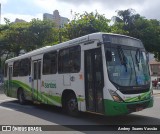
<box><xmin>103</xmin><ymin>97</ymin><xmax>153</xmax><ymax>116</ymax></box>
<box><xmin>4</xmin><ymin>32</ymin><xmax>153</xmax><ymax>116</ymax></box>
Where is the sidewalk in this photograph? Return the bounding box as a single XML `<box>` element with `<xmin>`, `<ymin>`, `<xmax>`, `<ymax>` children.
<box><xmin>153</xmin><ymin>88</ymin><xmax>160</xmax><ymax>95</ymax></box>
<box><xmin>0</xmin><ymin>89</ymin><xmax>4</xmax><ymax>95</ymax></box>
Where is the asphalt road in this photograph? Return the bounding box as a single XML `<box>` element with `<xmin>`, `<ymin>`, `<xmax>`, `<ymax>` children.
<box><xmin>0</xmin><ymin>90</ymin><xmax>160</xmax><ymax>134</ymax></box>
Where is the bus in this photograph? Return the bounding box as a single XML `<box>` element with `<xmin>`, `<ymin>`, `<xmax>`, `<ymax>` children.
<box><xmin>4</xmin><ymin>32</ymin><xmax>153</xmax><ymax>116</ymax></box>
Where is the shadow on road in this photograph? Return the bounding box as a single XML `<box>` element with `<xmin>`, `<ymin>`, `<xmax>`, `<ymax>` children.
<box><xmin>0</xmin><ymin>89</ymin><xmax>4</xmax><ymax>94</ymax></box>
<box><xmin>1</xmin><ymin>99</ymin><xmax>160</xmax><ymax>126</ymax></box>
<box><xmin>1</xmin><ymin>91</ymin><xmax>159</xmax><ymax>133</ymax></box>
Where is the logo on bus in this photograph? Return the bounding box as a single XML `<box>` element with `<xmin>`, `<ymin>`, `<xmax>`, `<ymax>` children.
<box><xmin>42</xmin><ymin>81</ymin><xmax>56</xmax><ymax>88</ymax></box>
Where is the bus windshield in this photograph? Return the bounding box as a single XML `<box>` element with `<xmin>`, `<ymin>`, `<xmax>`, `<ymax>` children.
<box><xmin>105</xmin><ymin>45</ymin><xmax>150</xmax><ymax>87</ymax></box>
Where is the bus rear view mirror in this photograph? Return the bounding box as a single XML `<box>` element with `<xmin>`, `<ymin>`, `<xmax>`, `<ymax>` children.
<box><xmin>106</xmin><ymin>50</ymin><xmax>112</xmax><ymax>62</ymax></box>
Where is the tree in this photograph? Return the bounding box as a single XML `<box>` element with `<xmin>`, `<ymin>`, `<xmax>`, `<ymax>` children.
<box><xmin>29</xmin><ymin>19</ymin><xmax>58</xmax><ymax>49</ymax></box>
<box><xmin>112</xmin><ymin>9</ymin><xmax>140</xmax><ymax>32</ymax></box>
<box><xmin>0</xmin><ymin>19</ymin><xmax>59</xmax><ymax>71</ymax></box>
<box><xmin>63</xmin><ymin>11</ymin><xmax>110</xmax><ymax>39</ymax></box>
<box><xmin>112</xmin><ymin>9</ymin><xmax>160</xmax><ymax>60</ymax></box>
<box><xmin>110</xmin><ymin>22</ymin><xmax>128</xmax><ymax>35</ymax></box>
<box><xmin>0</xmin><ymin>21</ymin><xmax>35</xmax><ymax>56</ymax></box>
<box><xmin>0</xmin><ymin>19</ymin><xmax>58</xmax><ymax>57</ymax></box>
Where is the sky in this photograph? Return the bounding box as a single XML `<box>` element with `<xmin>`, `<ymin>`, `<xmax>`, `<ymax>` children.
<box><xmin>0</xmin><ymin>0</ymin><xmax>160</xmax><ymax>24</ymax></box>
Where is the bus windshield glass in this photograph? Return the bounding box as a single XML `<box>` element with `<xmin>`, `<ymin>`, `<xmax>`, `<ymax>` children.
<box><xmin>104</xmin><ymin>39</ymin><xmax>150</xmax><ymax>87</ymax></box>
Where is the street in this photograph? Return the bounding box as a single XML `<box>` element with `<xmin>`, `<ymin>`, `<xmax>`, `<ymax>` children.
<box><xmin>0</xmin><ymin>90</ymin><xmax>160</xmax><ymax>133</ymax></box>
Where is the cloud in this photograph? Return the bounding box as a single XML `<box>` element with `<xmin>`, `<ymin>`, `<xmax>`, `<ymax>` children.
<box><xmin>1</xmin><ymin>13</ymin><xmax>42</xmax><ymax>24</ymax></box>
<box><xmin>58</xmin><ymin>0</ymin><xmax>146</xmax><ymax>9</ymax></box>
<box><xmin>0</xmin><ymin>0</ymin><xmax>45</xmax><ymax>24</ymax></box>
<box><xmin>33</xmin><ymin>0</ymin><xmax>118</xmax><ymax>20</ymax></box>
<box><xmin>1</xmin><ymin>0</ymin><xmax>45</xmax><ymax>15</ymax></box>
<box><xmin>57</xmin><ymin>0</ymin><xmax>160</xmax><ymax>20</ymax></box>
<box><xmin>139</xmin><ymin>0</ymin><xmax>160</xmax><ymax>19</ymax></box>
<box><xmin>0</xmin><ymin>0</ymin><xmax>8</xmax><ymax>5</ymax></box>
<box><xmin>1</xmin><ymin>0</ymin><xmax>159</xmax><ymax>24</ymax></box>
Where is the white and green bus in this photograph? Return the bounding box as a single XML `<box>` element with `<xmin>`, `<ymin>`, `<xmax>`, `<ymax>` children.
<box><xmin>4</xmin><ymin>32</ymin><xmax>153</xmax><ymax>116</ymax></box>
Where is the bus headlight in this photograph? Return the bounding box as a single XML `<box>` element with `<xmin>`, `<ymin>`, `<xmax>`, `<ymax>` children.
<box><xmin>109</xmin><ymin>89</ymin><xmax>124</xmax><ymax>102</ymax></box>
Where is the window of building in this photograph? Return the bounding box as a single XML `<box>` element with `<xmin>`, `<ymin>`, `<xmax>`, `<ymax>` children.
<box><xmin>13</xmin><ymin>61</ymin><xmax>20</xmax><ymax>77</ymax></box>
<box><xmin>43</xmin><ymin>51</ymin><xmax>57</xmax><ymax>75</ymax></box>
<box><xmin>58</xmin><ymin>45</ymin><xmax>81</xmax><ymax>73</ymax></box>
<box><xmin>151</xmin><ymin>64</ymin><xmax>159</xmax><ymax>76</ymax></box>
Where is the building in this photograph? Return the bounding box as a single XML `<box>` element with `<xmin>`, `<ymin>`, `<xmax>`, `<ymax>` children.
<box><xmin>149</xmin><ymin>53</ymin><xmax>154</xmax><ymax>61</ymax></box>
<box><xmin>149</xmin><ymin>59</ymin><xmax>160</xmax><ymax>82</ymax></box>
<box><xmin>14</xmin><ymin>18</ymin><xmax>26</xmax><ymax>23</ymax></box>
<box><xmin>43</xmin><ymin>10</ymin><xmax>68</xmax><ymax>28</ymax></box>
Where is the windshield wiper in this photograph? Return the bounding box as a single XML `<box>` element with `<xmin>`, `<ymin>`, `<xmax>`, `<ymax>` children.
<box><xmin>117</xmin><ymin>46</ymin><xmax>127</xmax><ymax>72</ymax></box>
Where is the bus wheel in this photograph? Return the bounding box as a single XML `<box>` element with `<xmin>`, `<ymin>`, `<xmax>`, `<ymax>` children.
<box><xmin>18</xmin><ymin>89</ymin><xmax>26</xmax><ymax>105</ymax></box>
<box><xmin>66</xmin><ymin>94</ymin><xmax>79</xmax><ymax>116</ymax></box>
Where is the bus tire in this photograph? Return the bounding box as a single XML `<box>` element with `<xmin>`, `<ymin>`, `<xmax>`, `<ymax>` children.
<box><xmin>18</xmin><ymin>89</ymin><xmax>26</xmax><ymax>105</ymax></box>
<box><xmin>66</xmin><ymin>93</ymin><xmax>79</xmax><ymax>116</ymax></box>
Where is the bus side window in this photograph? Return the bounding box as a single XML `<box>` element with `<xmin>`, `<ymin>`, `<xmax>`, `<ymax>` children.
<box><xmin>19</xmin><ymin>58</ymin><xmax>31</xmax><ymax>76</ymax></box>
<box><xmin>13</xmin><ymin>61</ymin><xmax>20</xmax><ymax>77</ymax></box>
<box><xmin>43</xmin><ymin>51</ymin><xmax>57</xmax><ymax>75</ymax></box>
<box><xmin>58</xmin><ymin>45</ymin><xmax>81</xmax><ymax>73</ymax></box>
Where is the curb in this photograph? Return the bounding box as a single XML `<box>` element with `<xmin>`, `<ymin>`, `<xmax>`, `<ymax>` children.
<box><xmin>153</xmin><ymin>90</ymin><xmax>160</xmax><ymax>95</ymax></box>
<box><xmin>153</xmin><ymin>93</ymin><xmax>160</xmax><ymax>95</ymax></box>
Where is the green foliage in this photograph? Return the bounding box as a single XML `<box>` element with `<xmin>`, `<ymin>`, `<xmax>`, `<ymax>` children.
<box><xmin>0</xmin><ymin>18</ymin><xmax>59</xmax><ymax>71</ymax></box>
<box><xmin>4</xmin><ymin>18</ymin><xmax>11</xmax><ymax>25</ymax></box>
<box><xmin>29</xmin><ymin>19</ymin><xmax>58</xmax><ymax>49</ymax></box>
<box><xmin>110</xmin><ymin>22</ymin><xmax>128</xmax><ymax>34</ymax></box>
<box><xmin>112</xmin><ymin>9</ymin><xmax>141</xmax><ymax>32</ymax></box>
<box><xmin>134</xmin><ymin>19</ymin><xmax>160</xmax><ymax>52</ymax></box>
<box><xmin>0</xmin><ymin>10</ymin><xmax>160</xmax><ymax>61</ymax></box>
<box><xmin>112</xmin><ymin>9</ymin><xmax>160</xmax><ymax>60</ymax></box>
<box><xmin>63</xmin><ymin>11</ymin><xmax>110</xmax><ymax>39</ymax></box>
<box><xmin>0</xmin><ymin>19</ymin><xmax>57</xmax><ymax>57</ymax></box>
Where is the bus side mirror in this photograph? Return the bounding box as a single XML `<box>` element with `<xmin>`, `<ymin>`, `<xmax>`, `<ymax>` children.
<box><xmin>106</xmin><ymin>50</ymin><xmax>112</xmax><ymax>62</ymax></box>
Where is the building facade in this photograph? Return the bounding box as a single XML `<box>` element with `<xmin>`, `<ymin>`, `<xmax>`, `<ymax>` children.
<box><xmin>43</xmin><ymin>10</ymin><xmax>68</xmax><ymax>28</ymax></box>
<box><xmin>14</xmin><ymin>18</ymin><xmax>26</xmax><ymax>23</ymax></box>
<box><xmin>149</xmin><ymin>60</ymin><xmax>160</xmax><ymax>82</ymax></box>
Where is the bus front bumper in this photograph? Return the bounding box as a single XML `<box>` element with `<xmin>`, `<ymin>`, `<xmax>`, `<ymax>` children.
<box><xmin>103</xmin><ymin>97</ymin><xmax>153</xmax><ymax>116</ymax></box>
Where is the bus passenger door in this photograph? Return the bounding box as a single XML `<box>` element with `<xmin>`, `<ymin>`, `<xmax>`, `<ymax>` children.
<box><xmin>85</xmin><ymin>48</ymin><xmax>104</xmax><ymax>113</ymax></box>
<box><xmin>32</xmin><ymin>60</ymin><xmax>41</xmax><ymax>100</ymax></box>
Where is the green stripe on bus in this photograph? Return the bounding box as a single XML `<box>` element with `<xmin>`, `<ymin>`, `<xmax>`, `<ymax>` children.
<box><xmin>5</xmin><ymin>80</ymin><xmax>84</xmax><ymax>105</ymax></box>
<box><xmin>104</xmin><ymin>97</ymin><xmax>153</xmax><ymax>116</ymax></box>
<box><xmin>6</xmin><ymin>80</ymin><xmax>62</xmax><ymax>105</ymax></box>
<box><xmin>125</xmin><ymin>91</ymin><xmax>150</xmax><ymax>102</ymax></box>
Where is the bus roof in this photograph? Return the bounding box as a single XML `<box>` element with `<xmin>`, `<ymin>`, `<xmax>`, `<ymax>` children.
<box><xmin>5</xmin><ymin>32</ymin><xmax>142</xmax><ymax>63</ymax></box>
